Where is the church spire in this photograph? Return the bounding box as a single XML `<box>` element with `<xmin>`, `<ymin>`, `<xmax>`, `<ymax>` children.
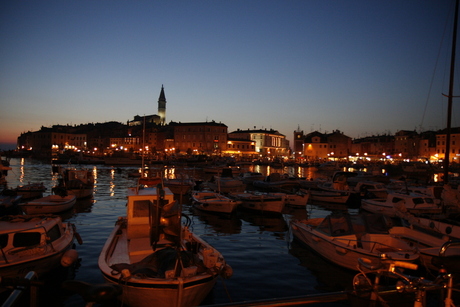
<box><xmin>158</xmin><ymin>85</ymin><xmax>166</xmax><ymax>124</ymax></box>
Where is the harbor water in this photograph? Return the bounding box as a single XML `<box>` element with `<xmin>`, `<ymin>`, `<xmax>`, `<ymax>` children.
<box><xmin>1</xmin><ymin>158</ymin><xmax>364</xmax><ymax>306</ymax></box>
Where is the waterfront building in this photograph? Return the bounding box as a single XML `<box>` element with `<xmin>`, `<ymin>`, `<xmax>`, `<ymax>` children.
<box><xmin>225</xmin><ymin>138</ymin><xmax>258</xmax><ymax>158</ymax></box>
<box><xmin>326</xmin><ymin>130</ymin><xmax>352</xmax><ymax>159</ymax></box>
<box><xmin>351</xmin><ymin>134</ymin><xmax>395</xmax><ymax>160</ymax></box>
<box><xmin>166</xmin><ymin>121</ymin><xmax>228</xmax><ymax>155</ymax></box>
<box><xmin>228</xmin><ymin>128</ymin><xmax>290</xmax><ymax>157</ymax></box>
<box><xmin>17</xmin><ymin>126</ymin><xmax>87</xmax><ymax>154</ymax></box>
<box><xmin>394</xmin><ymin>130</ymin><xmax>420</xmax><ymax>160</ymax></box>
<box><xmin>109</xmin><ymin>136</ymin><xmax>141</xmax><ymax>152</ymax></box>
<box><xmin>302</xmin><ymin>131</ymin><xmax>328</xmax><ymax>161</ymax></box>
<box><xmin>300</xmin><ymin>130</ymin><xmax>352</xmax><ymax>161</ymax></box>
<box><xmin>436</xmin><ymin>127</ymin><xmax>460</xmax><ymax>163</ymax></box>
<box><xmin>418</xmin><ymin>131</ymin><xmax>437</xmax><ymax>161</ymax></box>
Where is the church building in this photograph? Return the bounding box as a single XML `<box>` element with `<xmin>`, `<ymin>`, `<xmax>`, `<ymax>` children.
<box><xmin>128</xmin><ymin>85</ymin><xmax>167</xmax><ymax>126</ymax></box>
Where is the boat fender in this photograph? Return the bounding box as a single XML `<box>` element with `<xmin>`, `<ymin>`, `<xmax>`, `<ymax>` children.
<box><xmin>61</xmin><ymin>249</ymin><xmax>79</xmax><ymax>267</ymax></box>
<box><xmin>221</xmin><ymin>264</ymin><xmax>233</xmax><ymax>279</ymax></box>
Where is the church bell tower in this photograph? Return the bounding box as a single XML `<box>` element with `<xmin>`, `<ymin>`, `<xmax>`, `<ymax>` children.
<box><xmin>158</xmin><ymin>85</ymin><xmax>166</xmax><ymax>124</ymax></box>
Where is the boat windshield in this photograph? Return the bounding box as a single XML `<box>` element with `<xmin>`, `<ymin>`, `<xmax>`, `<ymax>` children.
<box><xmin>317</xmin><ymin>215</ymin><xmax>353</xmax><ymax>236</ymax></box>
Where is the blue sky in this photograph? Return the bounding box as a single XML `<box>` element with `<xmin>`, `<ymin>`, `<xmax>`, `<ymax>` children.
<box><xmin>1</xmin><ymin>1</ymin><xmax>458</xmax><ymax>150</ymax></box>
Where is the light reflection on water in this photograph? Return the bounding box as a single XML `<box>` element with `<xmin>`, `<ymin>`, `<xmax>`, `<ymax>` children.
<box><xmin>2</xmin><ymin>158</ymin><xmax>353</xmax><ymax>306</ymax></box>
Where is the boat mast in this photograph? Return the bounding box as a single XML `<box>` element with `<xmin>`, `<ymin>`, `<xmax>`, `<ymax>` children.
<box><xmin>443</xmin><ymin>0</ymin><xmax>459</xmax><ymax>184</ymax></box>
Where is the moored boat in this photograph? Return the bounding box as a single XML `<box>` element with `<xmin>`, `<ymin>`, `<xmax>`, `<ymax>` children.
<box><xmin>191</xmin><ymin>190</ymin><xmax>241</xmax><ymax>214</ymax></box>
<box><xmin>164</xmin><ymin>174</ymin><xmax>195</xmax><ymax>195</ymax></box>
<box><xmin>229</xmin><ymin>191</ymin><xmax>285</xmax><ymax>214</ymax></box>
<box><xmin>20</xmin><ymin>194</ymin><xmax>77</xmax><ymax>214</ymax></box>
<box><xmin>98</xmin><ymin>185</ymin><xmax>232</xmax><ymax>307</ymax></box>
<box><xmin>252</xmin><ymin>173</ymin><xmax>300</xmax><ymax>192</ymax></box>
<box><xmin>13</xmin><ymin>182</ymin><xmax>47</xmax><ymax>200</ymax></box>
<box><xmin>306</xmin><ymin>189</ymin><xmax>350</xmax><ymax>204</ymax></box>
<box><xmin>55</xmin><ymin>167</ymin><xmax>94</xmax><ymax>199</ymax></box>
<box><xmin>361</xmin><ymin>191</ymin><xmax>442</xmax><ymax>217</ymax></box>
<box><xmin>0</xmin><ymin>214</ymin><xmax>80</xmax><ymax>282</ymax></box>
<box><xmin>289</xmin><ymin>213</ymin><xmax>419</xmax><ymax>271</ymax></box>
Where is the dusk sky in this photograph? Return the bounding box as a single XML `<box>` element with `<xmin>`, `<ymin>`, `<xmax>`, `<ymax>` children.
<box><xmin>1</xmin><ymin>1</ymin><xmax>459</xmax><ymax>150</ymax></box>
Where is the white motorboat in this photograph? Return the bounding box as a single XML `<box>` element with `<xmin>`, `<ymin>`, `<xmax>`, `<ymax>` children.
<box><xmin>191</xmin><ymin>190</ymin><xmax>241</xmax><ymax>214</ymax></box>
<box><xmin>229</xmin><ymin>191</ymin><xmax>285</xmax><ymax>214</ymax></box>
<box><xmin>361</xmin><ymin>191</ymin><xmax>442</xmax><ymax>217</ymax></box>
<box><xmin>0</xmin><ymin>214</ymin><xmax>80</xmax><ymax>281</ymax></box>
<box><xmin>20</xmin><ymin>194</ymin><xmax>77</xmax><ymax>214</ymax></box>
<box><xmin>289</xmin><ymin>213</ymin><xmax>419</xmax><ymax>271</ymax></box>
<box><xmin>395</xmin><ymin>209</ymin><xmax>460</xmax><ymax>240</ymax></box>
<box><xmin>98</xmin><ymin>186</ymin><xmax>232</xmax><ymax>307</ymax></box>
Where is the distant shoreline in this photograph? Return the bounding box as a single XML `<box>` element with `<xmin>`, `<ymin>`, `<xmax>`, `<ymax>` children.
<box><xmin>0</xmin><ymin>143</ymin><xmax>16</xmax><ymax>151</ymax></box>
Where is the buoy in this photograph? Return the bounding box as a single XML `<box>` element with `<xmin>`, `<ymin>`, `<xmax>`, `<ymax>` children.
<box><xmin>221</xmin><ymin>264</ymin><xmax>233</xmax><ymax>279</ymax></box>
<box><xmin>61</xmin><ymin>249</ymin><xmax>79</xmax><ymax>267</ymax></box>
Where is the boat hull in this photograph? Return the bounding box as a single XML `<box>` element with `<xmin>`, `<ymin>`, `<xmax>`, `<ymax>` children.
<box><xmin>67</xmin><ymin>187</ymin><xmax>93</xmax><ymax>199</ymax></box>
<box><xmin>192</xmin><ymin>191</ymin><xmax>241</xmax><ymax>214</ymax></box>
<box><xmin>231</xmin><ymin>192</ymin><xmax>285</xmax><ymax>214</ymax></box>
<box><xmin>20</xmin><ymin>195</ymin><xmax>77</xmax><ymax>214</ymax></box>
<box><xmin>101</xmin><ymin>271</ymin><xmax>217</xmax><ymax>307</ymax></box>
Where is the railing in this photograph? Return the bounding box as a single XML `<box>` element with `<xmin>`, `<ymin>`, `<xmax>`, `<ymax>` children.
<box><xmin>1</xmin><ymin>271</ymin><xmax>43</xmax><ymax>307</ymax></box>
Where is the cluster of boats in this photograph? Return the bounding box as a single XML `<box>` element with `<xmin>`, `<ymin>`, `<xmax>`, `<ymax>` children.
<box><xmin>0</xmin><ymin>166</ymin><xmax>93</xmax><ymax>304</ymax></box>
<box><xmin>1</xmin><ymin>160</ymin><xmax>460</xmax><ymax>306</ymax></box>
<box><xmin>0</xmin><ymin>165</ymin><xmax>235</xmax><ymax>307</ymax></box>
<box><xmin>287</xmin><ymin>171</ymin><xmax>460</xmax><ymax>299</ymax></box>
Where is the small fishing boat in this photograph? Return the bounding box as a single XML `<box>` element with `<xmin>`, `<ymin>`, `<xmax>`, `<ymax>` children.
<box><xmin>55</xmin><ymin>167</ymin><xmax>94</xmax><ymax>199</ymax></box>
<box><xmin>289</xmin><ymin>213</ymin><xmax>419</xmax><ymax>271</ymax></box>
<box><xmin>0</xmin><ymin>214</ymin><xmax>81</xmax><ymax>281</ymax></box>
<box><xmin>191</xmin><ymin>190</ymin><xmax>242</xmax><ymax>214</ymax></box>
<box><xmin>13</xmin><ymin>182</ymin><xmax>47</xmax><ymax>200</ymax></box>
<box><xmin>98</xmin><ymin>185</ymin><xmax>232</xmax><ymax>307</ymax></box>
<box><xmin>229</xmin><ymin>191</ymin><xmax>285</xmax><ymax>214</ymax></box>
<box><xmin>20</xmin><ymin>194</ymin><xmax>77</xmax><ymax>214</ymax></box>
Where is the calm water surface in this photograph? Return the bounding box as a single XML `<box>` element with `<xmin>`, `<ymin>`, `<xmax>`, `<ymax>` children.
<box><xmin>2</xmin><ymin>158</ymin><xmax>358</xmax><ymax>306</ymax></box>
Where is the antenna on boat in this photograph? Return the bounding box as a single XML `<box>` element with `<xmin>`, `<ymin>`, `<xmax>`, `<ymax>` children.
<box><xmin>442</xmin><ymin>0</ymin><xmax>459</xmax><ymax>184</ymax></box>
